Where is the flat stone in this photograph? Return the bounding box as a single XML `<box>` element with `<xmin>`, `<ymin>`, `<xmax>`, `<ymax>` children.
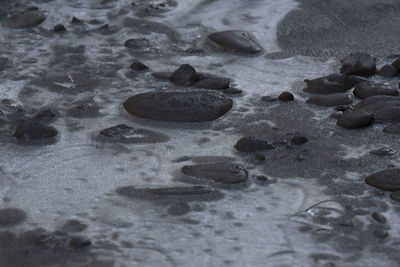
<box><xmin>208</xmin><ymin>30</ymin><xmax>262</xmax><ymax>54</ymax></box>
<box><xmin>0</xmin><ymin>208</ymin><xmax>27</xmax><ymax>227</ymax></box>
<box><xmin>123</xmin><ymin>91</ymin><xmax>233</xmax><ymax>122</ymax></box>
<box><xmin>365</xmin><ymin>169</ymin><xmax>400</xmax><ymax>191</ymax></box>
<box><xmin>307</xmin><ymin>94</ymin><xmax>352</xmax><ymax>107</ymax></box>
<box><xmin>193</xmin><ymin>78</ymin><xmax>230</xmax><ymax>90</ymax></box>
<box><xmin>14</xmin><ymin>120</ymin><xmax>58</xmax><ymax>140</ymax></box>
<box><xmin>340</xmin><ymin>53</ymin><xmax>376</xmax><ymax>77</ymax></box>
<box><xmin>7</xmin><ymin>9</ymin><xmax>46</xmax><ymax>29</ymax></box>
<box><xmin>304</xmin><ymin>74</ymin><xmax>365</xmax><ymax>94</ymax></box>
<box><xmin>182</xmin><ymin>162</ymin><xmax>248</xmax><ymax>185</ymax></box>
<box><xmin>66</xmin><ymin>102</ymin><xmax>101</xmax><ymax>118</ymax></box>
<box><xmin>377</xmin><ymin>64</ymin><xmax>398</xmax><ymax>78</ymax></box>
<box><xmin>69</xmin><ymin>237</ymin><xmax>91</xmax><ymax>249</ymax></box>
<box><xmin>98</xmin><ymin>124</ymin><xmax>168</xmax><ymax>143</ymax></box>
<box><xmin>261</xmin><ymin>96</ymin><xmax>276</xmax><ymax>102</ymax></box>
<box><xmin>353</xmin><ymin>81</ymin><xmax>398</xmax><ymax>99</ymax></box>
<box><xmin>278</xmin><ymin>92</ymin><xmax>294</xmax><ymax>101</ymax></box>
<box><xmin>170</xmin><ymin>64</ymin><xmax>197</xmax><ymax>86</ymax></box>
<box><xmin>369</xmin><ymin>148</ymin><xmax>397</xmax><ymax>156</ymax></box>
<box><xmin>355</xmin><ymin>95</ymin><xmax>400</xmax><ymax>123</ymax></box>
<box><xmin>152</xmin><ymin>72</ymin><xmax>172</xmax><ymax>80</ymax></box>
<box><xmin>336</xmin><ymin>111</ymin><xmax>373</xmax><ymax>129</ymax></box>
<box><xmin>61</xmin><ymin>220</ymin><xmax>88</xmax><ymax>233</ymax></box>
<box><xmin>234</xmin><ymin>136</ymin><xmax>274</xmax><ymax>152</ymax></box>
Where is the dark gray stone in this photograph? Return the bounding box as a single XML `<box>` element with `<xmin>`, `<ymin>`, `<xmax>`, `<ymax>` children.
<box><xmin>278</xmin><ymin>92</ymin><xmax>294</xmax><ymax>101</ymax></box>
<box><xmin>124</xmin><ymin>38</ymin><xmax>151</xmax><ymax>50</ymax></box>
<box><xmin>371</xmin><ymin>212</ymin><xmax>386</xmax><ymax>224</ymax></box>
<box><xmin>170</xmin><ymin>64</ymin><xmax>197</xmax><ymax>86</ymax></box>
<box><xmin>234</xmin><ymin>136</ymin><xmax>274</xmax><ymax>152</ymax></box>
<box><xmin>66</xmin><ymin>102</ymin><xmax>101</xmax><ymax>118</ymax></box>
<box><xmin>193</xmin><ymin>78</ymin><xmax>230</xmax><ymax>90</ymax></box>
<box><xmin>7</xmin><ymin>9</ymin><xmax>46</xmax><ymax>29</ymax></box>
<box><xmin>377</xmin><ymin>64</ymin><xmax>398</xmax><ymax>77</ymax></box>
<box><xmin>123</xmin><ymin>91</ymin><xmax>233</xmax><ymax>122</ymax></box>
<box><xmin>353</xmin><ymin>81</ymin><xmax>398</xmax><ymax>99</ymax></box>
<box><xmin>383</xmin><ymin>123</ymin><xmax>400</xmax><ymax>134</ymax></box>
<box><xmin>390</xmin><ymin>191</ymin><xmax>400</xmax><ymax>202</ymax></box>
<box><xmin>304</xmin><ymin>74</ymin><xmax>365</xmax><ymax>94</ymax></box>
<box><xmin>130</xmin><ymin>61</ymin><xmax>148</xmax><ymax>71</ymax></box>
<box><xmin>208</xmin><ymin>30</ymin><xmax>262</xmax><ymax>54</ymax></box>
<box><xmin>307</xmin><ymin>94</ymin><xmax>352</xmax><ymax>107</ymax></box>
<box><xmin>369</xmin><ymin>148</ymin><xmax>397</xmax><ymax>156</ymax></box>
<box><xmin>69</xmin><ymin>238</ymin><xmax>91</xmax><ymax>249</ymax></box>
<box><xmin>14</xmin><ymin>120</ymin><xmax>58</xmax><ymax>140</ymax></box>
<box><xmin>98</xmin><ymin>124</ymin><xmax>168</xmax><ymax>143</ymax></box>
<box><xmin>355</xmin><ymin>95</ymin><xmax>400</xmax><ymax>123</ymax></box>
<box><xmin>54</xmin><ymin>24</ymin><xmax>66</xmax><ymax>32</ymax></box>
<box><xmin>340</xmin><ymin>53</ymin><xmax>376</xmax><ymax>77</ymax></box>
<box><xmin>365</xmin><ymin>169</ymin><xmax>400</xmax><ymax>191</ymax></box>
<box><xmin>391</xmin><ymin>57</ymin><xmax>400</xmax><ymax>72</ymax></box>
<box><xmin>291</xmin><ymin>136</ymin><xmax>308</xmax><ymax>145</ymax></box>
<box><xmin>336</xmin><ymin>111</ymin><xmax>373</xmax><ymax>129</ymax></box>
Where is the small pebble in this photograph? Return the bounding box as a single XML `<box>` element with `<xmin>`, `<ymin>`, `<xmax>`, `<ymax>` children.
<box><xmin>278</xmin><ymin>92</ymin><xmax>294</xmax><ymax>101</ymax></box>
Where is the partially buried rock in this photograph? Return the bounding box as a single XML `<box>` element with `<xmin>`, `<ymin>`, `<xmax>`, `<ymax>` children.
<box><xmin>193</xmin><ymin>78</ymin><xmax>230</xmax><ymax>90</ymax></box>
<box><xmin>365</xmin><ymin>169</ymin><xmax>400</xmax><ymax>191</ymax></box>
<box><xmin>304</xmin><ymin>73</ymin><xmax>365</xmax><ymax>94</ymax></box>
<box><xmin>182</xmin><ymin>162</ymin><xmax>248</xmax><ymax>185</ymax></box>
<box><xmin>54</xmin><ymin>24</ymin><xmax>66</xmax><ymax>32</ymax></box>
<box><xmin>123</xmin><ymin>91</ymin><xmax>233</xmax><ymax>122</ymax></box>
<box><xmin>377</xmin><ymin>64</ymin><xmax>398</xmax><ymax>78</ymax></box>
<box><xmin>371</xmin><ymin>212</ymin><xmax>386</xmax><ymax>224</ymax></box>
<box><xmin>223</xmin><ymin>88</ymin><xmax>242</xmax><ymax>96</ymax></box>
<box><xmin>0</xmin><ymin>208</ymin><xmax>27</xmax><ymax>227</ymax></box>
<box><xmin>130</xmin><ymin>61</ymin><xmax>148</xmax><ymax>71</ymax></box>
<box><xmin>355</xmin><ymin>95</ymin><xmax>400</xmax><ymax>123</ymax></box>
<box><xmin>336</xmin><ymin>111</ymin><xmax>373</xmax><ymax>129</ymax></box>
<box><xmin>307</xmin><ymin>94</ymin><xmax>352</xmax><ymax>107</ymax></box>
<box><xmin>7</xmin><ymin>9</ymin><xmax>46</xmax><ymax>29</ymax></box>
<box><xmin>234</xmin><ymin>136</ymin><xmax>274</xmax><ymax>152</ymax></box>
<box><xmin>170</xmin><ymin>64</ymin><xmax>197</xmax><ymax>86</ymax></box>
<box><xmin>340</xmin><ymin>53</ymin><xmax>376</xmax><ymax>77</ymax></box>
<box><xmin>353</xmin><ymin>81</ymin><xmax>398</xmax><ymax>99</ymax></box>
<box><xmin>14</xmin><ymin>120</ymin><xmax>58</xmax><ymax>141</ymax></box>
<box><xmin>208</xmin><ymin>30</ymin><xmax>262</xmax><ymax>54</ymax></box>
<box><xmin>98</xmin><ymin>124</ymin><xmax>168</xmax><ymax>143</ymax></box>
<box><xmin>261</xmin><ymin>96</ymin><xmax>276</xmax><ymax>102</ymax></box>
<box><xmin>33</xmin><ymin>109</ymin><xmax>58</xmax><ymax>124</ymax></box>
<box><xmin>278</xmin><ymin>92</ymin><xmax>294</xmax><ymax>101</ymax></box>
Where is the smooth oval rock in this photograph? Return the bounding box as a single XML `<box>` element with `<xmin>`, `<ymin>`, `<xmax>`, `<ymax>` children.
<box><xmin>340</xmin><ymin>53</ymin><xmax>376</xmax><ymax>77</ymax></box>
<box><xmin>7</xmin><ymin>9</ymin><xmax>46</xmax><ymax>29</ymax></box>
<box><xmin>377</xmin><ymin>64</ymin><xmax>398</xmax><ymax>78</ymax></box>
<box><xmin>170</xmin><ymin>64</ymin><xmax>197</xmax><ymax>86</ymax></box>
<box><xmin>0</xmin><ymin>208</ymin><xmax>27</xmax><ymax>227</ymax></box>
<box><xmin>234</xmin><ymin>136</ymin><xmax>274</xmax><ymax>152</ymax></box>
<box><xmin>353</xmin><ymin>81</ymin><xmax>398</xmax><ymax>99</ymax></box>
<box><xmin>336</xmin><ymin>111</ymin><xmax>373</xmax><ymax>129</ymax></box>
<box><xmin>304</xmin><ymin>74</ymin><xmax>365</xmax><ymax>94</ymax></box>
<box><xmin>208</xmin><ymin>30</ymin><xmax>262</xmax><ymax>54</ymax></box>
<box><xmin>355</xmin><ymin>95</ymin><xmax>400</xmax><ymax>123</ymax></box>
<box><xmin>98</xmin><ymin>124</ymin><xmax>168</xmax><ymax>143</ymax></box>
<box><xmin>123</xmin><ymin>91</ymin><xmax>233</xmax><ymax>122</ymax></box>
<box><xmin>371</xmin><ymin>212</ymin><xmax>386</xmax><ymax>224</ymax></box>
<box><xmin>365</xmin><ymin>169</ymin><xmax>400</xmax><ymax>191</ymax></box>
<box><xmin>182</xmin><ymin>162</ymin><xmax>248</xmax><ymax>184</ymax></box>
<box><xmin>307</xmin><ymin>94</ymin><xmax>352</xmax><ymax>107</ymax></box>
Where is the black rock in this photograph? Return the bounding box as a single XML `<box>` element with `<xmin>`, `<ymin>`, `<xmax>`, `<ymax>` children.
<box><xmin>54</xmin><ymin>24</ymin><xmax>66</xmax><ymax>32</ymax></box>
<box><xmin>278</xmin><ymin>92</ymin><xmax>294</xmax><ymax>101</ymax></box>
<box><xmin>383</xmin><ymin>123</ymin><xmax>400</xmax><ymax>134</ymax></box>
<box><xmin>353</xmin><ymin>81</ymin><xmax>398</xmax><ymax>99</ymax></box>
<box><xmin>334</xmin><ymin>105</ymin><xmax>350</xmax><ymax>112</ymax></box>
<box><xmin>167</xmin><ymin>203</ymin><xmax>191</xmax><ymax>216</ymax></box>
<box><xmin>208</xmin><ymin>30</ymin><xmax>262</xmax><ymax>54</ymax></box>
<box><xmin>377</xmin><ymin>64</ymin><xmax>399</xmax><ymax>78</ymax></box>
<box><xmin>7</xmin><ymin>9</ymin><xmax>46</xmax><ymax>29</ymax></box>
<box><xmin>170</xmin><ymin>64</ymin><xmax>197</xmax><ymax>86</ymax></box>
<box><xmin>336</xmin><ymin>111</ymin><xmax>373</xmax><ymax>129</ymax></box>
<box><xmin>223</xmin><ymin>88</ymin><xmax>243</xmax><ymax>95</ymax></box>
<box><xmin>14</xmin><ymin>120</ymin><xmax>58</xmax><ymax>141</ymax></box>
<box><xmin>254</xmin><ymin>154</ymin><xmax>265</xmax><ymax>161</ymax></box>
<box><xmin>182</xmin><ymin>162</ymin><xmax>248</xmax><ymax>185</ymax></box>
<box><xmin>355</xmin><ymin>95</ymin><xmax>400</xmax><ymax>123</ymax></box>
<box><xmin>69</xmin><ymin>237</ymin><xmax>91</xmax><ymax>249</ymax></box>
<box><xmin>290</xmin><ymin>136</ymin><xmax>308</xmax><ymax>145</ymax></box>
<box><xmin>340</xmin><ymin>53</ymin><xmax>376</xmax><ymax>77</ymax></box>
<box><xmin>234</xmin><ymin>136</ymin><xmax>274</xmax><ymax>152</ymax></box>
<box><xmin>365</xmin><ymin>169</ymin><xmax>400</xmax><ymax>191</ymax></box>
<box><xmin>369</xmin><ymin>148</ymin><xmax>397</xmax><ymax>156</ymax></box>
<box><xmin>98</xmin><ymin>124</ymin><xmax>168</xmax><ymax>143</ymax></box>
<box><xmin>193</xmin><ymin>78</ymin><xmax>230</xmax><ymax>90</ymax></box>
<box><xmin>130</xmin><ymin>61</ymin><xmax>148</xmax><ymax>71</ymax></box>
<box><xmin>123</xmin><ymin>91</ymin><xmax>233</xmax><ymax>122</ymax></box>
<box><xmin>307</xmin><ymin>94</ymin><xmax>352</xmax><ymax>107</ymax></box>
<box><xmin>391</xmin><ymin>57</ymin><xmax>400</xmax><ymax>72</ymax></box>
<box><xmin>390</xmin><ymin>191</ymin><xmax>400</xmax><ymax>202</ymax></box>
<box><xmin>304</xmin><ymin>73</ymin><xmax>365</xmax><ymax>94</ymax></box>
<box><xmin>0</xmin><ymin>208</ymin><xmax>27</xmax><ymax>227</ymax></box>
<box><xmin>61</xmin><ymin>220</ymin><xmax>88</xmax><ymax>233</ymax></box>
<box><xmin>371</xmin><ymin>212</ymin><xmax>386</xmax><ymax>224</ymax></box>
<box><xmin>124</xmin><ymin>38</ymin><xmax>150</xmax><ymax>50</ymax></box>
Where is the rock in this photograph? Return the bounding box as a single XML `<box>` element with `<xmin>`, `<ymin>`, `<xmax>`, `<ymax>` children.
<box><xmin>383</xmin><ymin>123</ymin><xmax>400</xmax><ymax>134</ymax></box>
<box><xmin>98</xmin><ymin>124</ymin><xmax>168</xmax><ymax>143</ymax></box>
<box><xmin>33</xmin><ymin>109</ymin><xmax>58</xmax><ymax>124</ymax></box>
<box><xmin>71</xmin><ymin>17</ymin><xmax>83</xmax><ymax>24</ymax></box>
<box><xmin>261</xmin><ymin>96</ymin><xmax>276</xmax><ymax>102</ymax></box>
<box><xmin>152</xmin><ymin>72</ymin><xmax>172</xmax><ymax>80</ymax></box>
<box><xmin>124</xmin><ymin>38</ymin><xmax>150</xmax><ymax>50</ymax></box>
<box><xmin>256</xmin><ymin>175</ymin><xmax>268</xmax><ymax>182</ymax></box>
<box><xmin>254</xmin><ymin>154</ymin><xmax>265</xmax><ymax>161</ymax></box>
<box><xmin>340</xmin><ymin>53</ymin><xmax>376</xmax><ymax>77</ymax></box>
<box><xmin>307</xmin><ymin>94</ymin><xmax>352</xmax><ymax>107</ymax></box>
<box><xmin>7</xmin><ymin>9</ymin><xmax>46</xmax><ymax>29</ymax></box>
<box><xmin>223</xmin><ymin>88</ymin><xmax>242</xmax><ymax>96</ymax></box>
<box><xmin>14</xmin><ymin>120</ymin><xmax>58</xmax><ymax>141</ymax></box>
<box><xmin>123</xmin><ymin>91</ymin><xmax>233</xmax><ymax>122</ymax></box>
<box><xmin>0</xmin><ymin>208</ymin><xmax>27</xmax><ymax>227</ymax></box>
<box><xmin>61</xmin><ymin>220</ymin><xmax>88</xmax><ymax>233</ymax></box>
<box><xmin>291</xmin><ymin>136</ymin><xmax>308</xmax><ymax>145</ymax></box>
<box><xmin>208</xmin><ymin>30</ymin><xmax>262</xmax><ymax>54</ymax></box>
<box><xmin>69</xmin><ymin>237</ymin><xmax>91</xmax><ymax>249</ymax></box>
<box><xmin>369</xmin><ymin>148</ymin><xmax>397</xmax><ymax>156</ymax></box>
<box><xmin>377</xmin><ymin>64</ymin><xmax>398</xmax><ymax>77</ymax></box>
<box><xmin>170</xmin><ymin>64</ymin><xmax>197</xmax><ymax>86</ymax></box>
<box><xmin>278</xmin><ymin>92</ymin><xmax>294</xmax><ymax>101</ymax></box>
<box><xmin>390</xmin><ymin>191</ymin><xmax>400</xmax><ymax>202</ymax></box>
<box><xmin>234</xmin><ymin>136</ymin><xmax>274</xmax><ymax>152</ymax></box>
<box><xmin>373</xmin><ymin>229</ymin><xmax>389</xmax><ymax>239</ymax></box>
<box><xmin>391</xmin><ymin>57</ymin><xmax>400</xmax><ymax>72</ymax></box>
<box><xmin>182</xmin><ymin>162</ymin><xmax>248</xmax><ymax>185</ymax></box>
<box><xmin>193</xmin><ymin>78</ymin><xmax>230</xmax><ymax>90</ymax></box>
<box><xmin>54</xmin><ymin>24</ymin><xmax>66</xmax><ymax>32</ymax></box>
<box><xmin>304</xmin><ymin>73</ymin><xmax>365</xmax><ymax>94</ymax></box>
<box><xmin>371</xmin><ymin>212</ymin><xmax>386</xmax><ymax>224</ymax></box>
<box><xmin>130</xmin><ymin>61</ymin><xmax>148</xmax><ymax>71</ymax></box>
<box><xmin>365</xmin><ymin>169</ymin><xmax>400</xmax><ymax>191</ymax></box>
<box><xmin>336</xmin><ymin>111</ymin><xmax>373</xmax><ymax>129</ymax></box>
<box><xmin>355</xmin><ymin>95</ymin><xmax>400</xmax><ymax>123</ymax></box>
<box><xmin>353</xmin><ymin>81</ymin><xmax>398</xmax><ymax>99</ymax></box>
<box><xmin>66</xmin><ymin>102</ymin><xmax>101</xmax><ymax>118</ymax></box>
<box><xmin>334</xmin><ymin>105</ymin><xmax>350</xmax><ymax>112</ymax></box>
<box><xmin>167</xmin><ymin>203</ymin><xmax>191</xmax><ymax>216</ymax></box>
